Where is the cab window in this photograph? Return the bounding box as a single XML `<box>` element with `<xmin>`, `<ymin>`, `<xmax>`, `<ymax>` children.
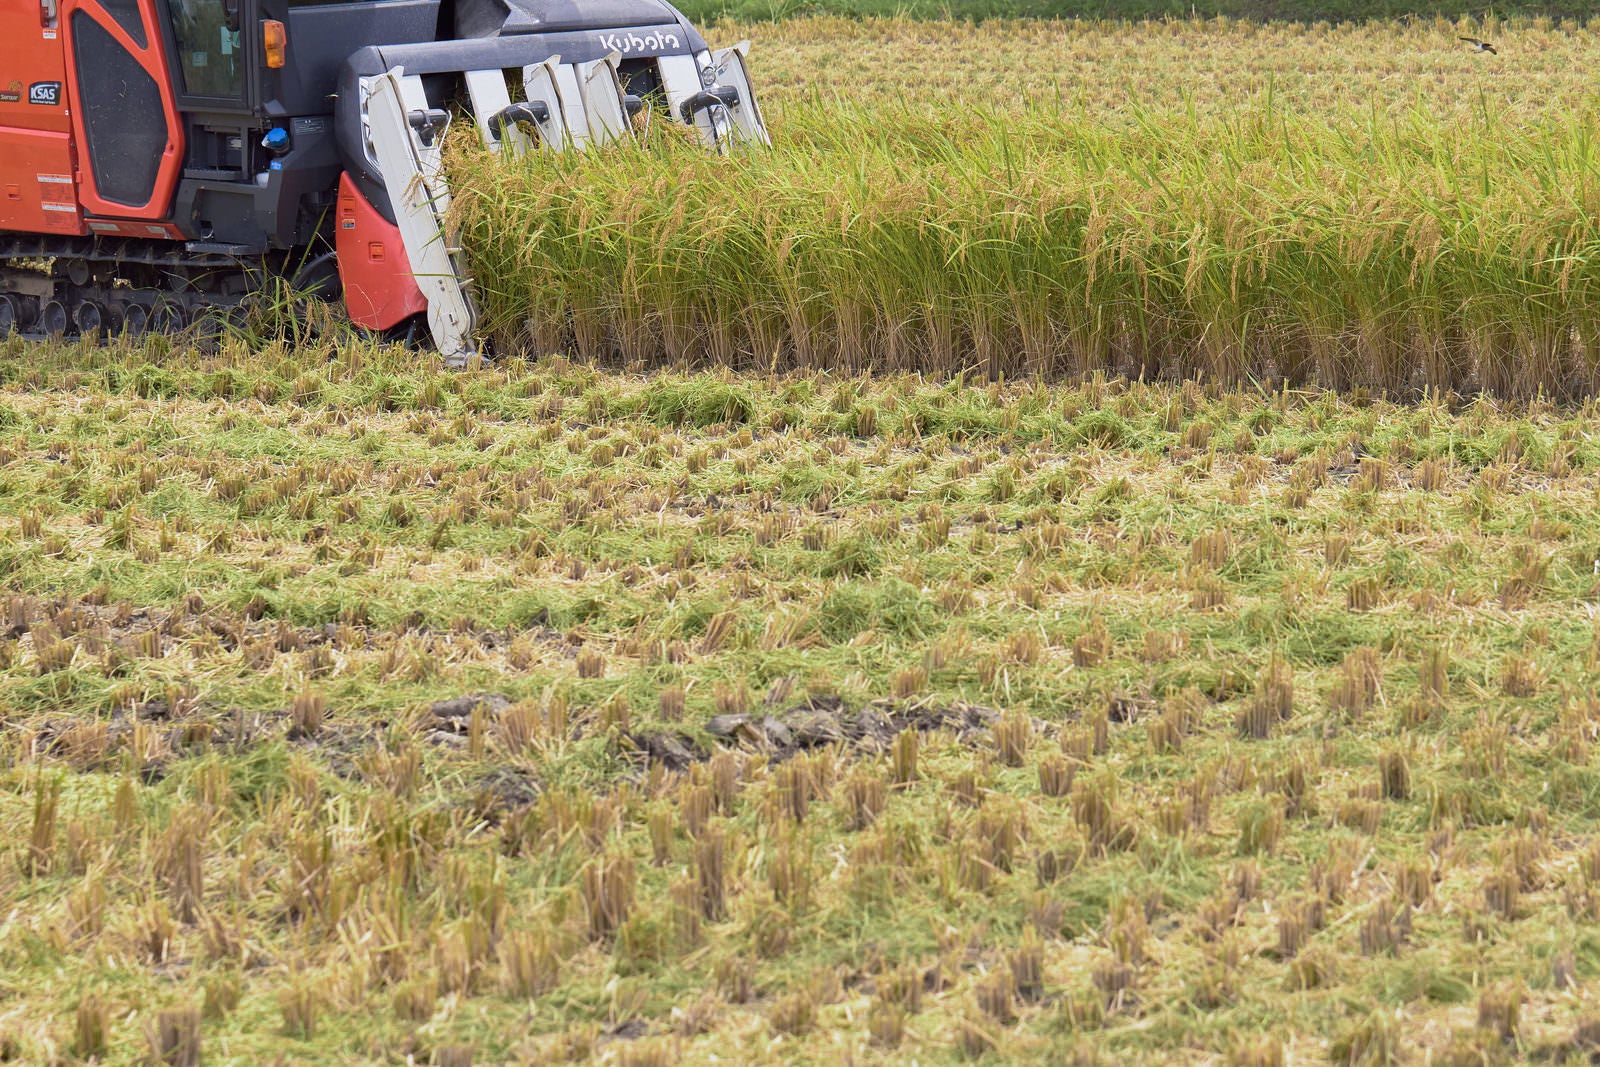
<box><xmin>167</xmin><ymin>0</ymin><xmax>243</xmax><ymax>98</ymax></box>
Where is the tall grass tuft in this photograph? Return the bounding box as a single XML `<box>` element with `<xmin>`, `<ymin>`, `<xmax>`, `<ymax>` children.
<box><xmin>454</xmin><ymin>91</ymin><xmax>1600</xmax><ymax>398</ymax></box>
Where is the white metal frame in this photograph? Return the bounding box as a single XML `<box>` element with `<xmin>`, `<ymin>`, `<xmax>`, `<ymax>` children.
<box><xmin>358</xmin><ymin>46</ymin><xmax>768</xmax><ymax>360</ymax></box>
<box><xmin>363</xmin><ymin>67</ymin><xmax>478</xmax><ymax>363</ymax></box>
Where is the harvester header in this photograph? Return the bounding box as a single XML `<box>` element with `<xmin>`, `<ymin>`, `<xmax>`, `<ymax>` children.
<box><xmin>0</xmin><ymin>0</ymin><xmax>767</xmax><ymax>356</ymax></box>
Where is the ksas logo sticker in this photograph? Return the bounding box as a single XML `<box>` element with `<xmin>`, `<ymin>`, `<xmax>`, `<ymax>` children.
<box><xmin>28</xmin><ymin>81</ymin><xmax>61</xmax><ymax>106</ymax></box>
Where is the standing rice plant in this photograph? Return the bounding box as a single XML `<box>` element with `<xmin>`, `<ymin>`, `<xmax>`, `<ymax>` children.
<box><xmin>453</xmin><ymin>81</ymin><xmax>1600</xmax><ymax>398</ymax></box>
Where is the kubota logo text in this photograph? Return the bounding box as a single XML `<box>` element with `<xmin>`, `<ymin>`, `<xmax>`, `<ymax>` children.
<box><xmin>597</xmin><ymin>31</ymin><xmax>680</xmax><ymax>54</ymax></box>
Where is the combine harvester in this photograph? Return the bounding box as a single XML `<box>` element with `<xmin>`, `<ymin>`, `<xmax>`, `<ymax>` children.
<box><xmin>0</xmin><ymin>0</ymin><xmax>767</xmax><ymax>359</ymax></box>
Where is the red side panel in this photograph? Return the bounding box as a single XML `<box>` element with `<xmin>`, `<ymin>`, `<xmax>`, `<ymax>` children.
<box><xmin>337</xmin><ymin>173</ymin><xmax>427</xmax><ymax>331</ymax></box>
<box><xmin>60</xmin><ymin>0</ymin><xmax>183</xmax><ymax>220</ymax></box>
<box><xmin>0</xmin><ymin>129</ymin><xmax>85</xmax><ymax>236</ymax></box>
<box><xmin>0</xmin><ymin>1</ymin><xmax>72</xmax><ymax>136</ymax></box>
<box><xmin>0</xmin><ymin>0</ymin><xmax>84</xmax><ymax>235</ymax></box>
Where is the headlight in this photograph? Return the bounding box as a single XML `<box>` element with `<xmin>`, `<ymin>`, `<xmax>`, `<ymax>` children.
<box><xmin>694</xmin><ymin>49</ymin><xmax>717</xmax><ymax>87</ymax></box>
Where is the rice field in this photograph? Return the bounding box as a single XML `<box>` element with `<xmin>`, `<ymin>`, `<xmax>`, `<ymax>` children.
<box><xmin>2</xmin><ymin>336</ymin><xmax>1600</xmax><ymax>1063</ymax></box>
<box><xmin>5</xmin><ymin>15</ymin><xmax>1600</xmax><ymax>1067</ymax></box>
<box><xmin>455</xmin><ymin>16</ymin><xmax>1600</xmax><ymax>397</ymax></box>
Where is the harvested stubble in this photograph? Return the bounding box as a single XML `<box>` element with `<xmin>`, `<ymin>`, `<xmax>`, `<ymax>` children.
<box><xmin>0</xmin><ymin>342</ymin><xmax>1598</xmax><ymax>1060</ymax></box>
<box><xmin>457</xmin><ymin>17</ymin><xmax>1600</xmax><ymax>397</ymax></box>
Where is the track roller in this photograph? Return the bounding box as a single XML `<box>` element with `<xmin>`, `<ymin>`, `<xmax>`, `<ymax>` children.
<box><xmin>75</xmin><ymin>301</ymin><xmax>105</xmax><ymax>339</ymax></box>
<box><xmin>115</xmin><ymin>302</ymin><xmax>147</xmax><ymax>337</ymax></box>
<box><xmin>0</xmin><ymin>296</ymin><xmax>15</xmax><ymax>337</ymax></box>
<box><xmin>150</xmin><ymin>302</ymin><xmax>186</xmax><ymax>335</ymax></box>
<box><xmin>192</xmin><ymin>308</ymin><xmax>227</xmax><ymax>347</ymax></box>
<box><xmin>39</xmin><ymin>300</ymin><xmax>68</xmax><ymax>338</ymax></box>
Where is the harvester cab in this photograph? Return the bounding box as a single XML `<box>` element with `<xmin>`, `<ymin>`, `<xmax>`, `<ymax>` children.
<box><xmin>0</xmin><ymin>0</ymin><xmax>767</xmax><ymax>357</ymax></box>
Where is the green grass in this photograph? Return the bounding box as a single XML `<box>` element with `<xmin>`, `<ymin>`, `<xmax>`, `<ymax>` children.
<box><xmin>1</xmin><ymin>337</ymin><xmax>1600</xmax><ymax>1061</ymax></box>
